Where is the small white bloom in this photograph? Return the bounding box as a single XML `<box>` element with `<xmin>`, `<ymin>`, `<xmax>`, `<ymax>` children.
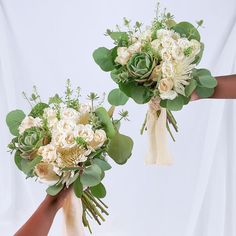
<box><xmin>115</xmin><ymin>47</ymin><xmax>131</xmax><ymax>65</ymax></box>
<box><xmin>18</xmin><ymin>116</ymin><xmax>42</xmax><ymax>134</ymax></box>
<box><xmin>76</xmin><ymin>124</ymin><xmax>94</xmax><ymax>143</ymax></box>
<box><xmin>79</xmin><ymin>103</ymin><xmax>91</xmax><ymax>115</ymax></box>
<box><xmin>156</xmin><ymin>29</ymin><xmax>174</xmax><ymax>40</ymax></box>
<box><xmin>128</xmin><ymin>41</ymin><xmax>142</xmax><ymax>54</ymax></box>
<box><xmin>43</xmin><ymin>108</ymin><xmax>58</xmax><ymax>129</ymax></box>
<box><xmin>190</xmin><ymin>39</ymin><xmax>201</xmax><ymax>56</ymax></box>
<box><xmin>177</xmin><ymin>38</ymin><xmax>191</xmax><ymax>49</ymax></box>
<box><xmin>139</xmin><ymin>29</ymin><xmax>152</xmax><ymax>41</ymax></box>
<box><xmin>151</xmin><ymin>39</ymin><xmax>161</xmax><ymax>52</ymax></box>
<box><xmin>60</xmin><ymin>107</ymin><xmax>80</xmax><ymax>123</ymax></box>
<box><xmin>160</xmin><ymin>49</ymin><xmax>173</xmax><ymax>61</ymax></box>
<box><xmin>160</xmin><ymin>90</ymin><xmax>178</xmax><ymax>100</ymax></box>
<box><xmin>162</xmin><ymin>61</ymin><xmax>175</xmax><ymax>78</ymax></box>
<box><xmin>38</xmin><ymin>144</ymin><xmax>58</xmax><ymax>163</ymax></box>
<box><xmin>171</xmin><ymin>45</ymin><xmax>185</xmax><ymax>61</ymax></box>
<box><xmin>89</xmin><ymin>129</ymin><xmax>107</xmax><ymax>149</ymax></box>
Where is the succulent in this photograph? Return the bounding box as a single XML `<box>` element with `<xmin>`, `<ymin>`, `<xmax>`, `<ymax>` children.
<box><xmin>127</xmin><ymin>52</ymin><xmax>155</xmax><ymax>81</ymax></box>
<box><xmin>18</xmin><ymin>127</ymin><xmax>50</xmax><ymax>159</ymax></box>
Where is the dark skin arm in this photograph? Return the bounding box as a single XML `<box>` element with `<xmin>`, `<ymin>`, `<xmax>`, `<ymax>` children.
<box><xmin>192</xmin><ymin>74</ymin><xmax>236</xmax><ymax>100</ymax></box>
<box><xmin>14</xmin><ymin>187</ymin><xmax>71</xmax><ymax>236</ymax></box>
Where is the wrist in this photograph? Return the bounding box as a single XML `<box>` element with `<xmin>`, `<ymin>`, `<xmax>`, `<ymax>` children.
<box><xmin>44</xmin><ymin>195</ymin><xmax>61</xmax><ymax>212</ymax></box>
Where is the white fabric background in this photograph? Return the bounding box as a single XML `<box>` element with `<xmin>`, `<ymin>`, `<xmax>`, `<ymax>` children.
<box><xmin>0</xmin><ymin>0</ymin><xmax>235</xmax><ymax>235</ymax></box>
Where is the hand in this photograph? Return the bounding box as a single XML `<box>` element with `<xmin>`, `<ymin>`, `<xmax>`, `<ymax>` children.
<box><xmin>45</xmin><ymin>186</ymin><xmax>72</xmax><ymax>211</ymax></box>
<box><xmin>191</xmin><ymin>91</ymin><xmax>200</xmax><ymax>101</ymax></box>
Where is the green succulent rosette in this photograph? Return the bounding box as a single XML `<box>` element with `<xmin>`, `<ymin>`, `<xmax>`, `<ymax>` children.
<box><xmin>18</xmin><ymin>127</ymin><xmax>49</xmax><ymax>159</ymax></box>
<box><xmin>127</xmin><ymin>52</ymin><xmax>155</xmax><ymax>81</ymax></box>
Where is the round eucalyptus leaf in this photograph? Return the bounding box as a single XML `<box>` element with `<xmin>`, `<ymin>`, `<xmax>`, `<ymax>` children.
<box><xmin>90</xmin><ymin>183</ymin><xmax>107</xmax><ymax>199</ymax></box>
<box><xmin>46</xmin><ymin>183</ymin><xmax>64</xmax><ymax>196</ymax></box>
<box><xmin>196</xmin><ymin>86</ymin><xmax>215</xmax><ymax>98</ymax></box>
<box><xmin>73</xmin><ymin>177</ymin><xmax>83</xmax><ymax>198</ymax></box>
<box><xmin>108</xmin><ymin>89</ymin><xmax>129</xmax><ymax>106</ymax></box>
<box><xmin>166</xmin><ymin>96</ymin><xmax>184</xmax><ymax>111</ymax></box>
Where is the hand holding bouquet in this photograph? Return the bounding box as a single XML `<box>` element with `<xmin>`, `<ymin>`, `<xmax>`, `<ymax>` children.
<box><xmin>93</xmin><ymin>6</ymin><xmax>217</xmax><ymax>164</ymax></box>
<box><xmin>6</xmin><ymin>80</ymin><xmax>133</xmax><ymax>233</ymax></box>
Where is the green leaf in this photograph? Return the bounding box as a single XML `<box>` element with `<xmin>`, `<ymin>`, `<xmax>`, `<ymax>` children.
<box><xmin>29</xmin><ymin>103</ymin><xmax>49</xmax><ymax>117</ymax></box>
<box><xmin>185</xmin><ymin>79</ymin><xmax>197</xmax><ymax>97</ymax></box>
<box><xmin>14</xmin><ymin>151</ymin><xmax>24</xmax><ymax>171</ymax></box>
<box><xmin>109</xmin><ymin>32</ymin><xmax>129</xmax><ymax>43</ymax></box>
<box><xmin>73</xmin><ymin>177</ymin><xmax>83</xmax><ymax>198</ymax></box>
<box><xmin>80</xmin><ymin>164</ymin><xmax>103</xmax><ymax>187</ymax></box>
<box><xmin>21</xmin><ymin>156</ymin><xmax>43</xmax><ymax>177</ymax></box>
<box><xmin>166</xmin><ymin>96</ymin><xmax>184</xmax><ymax>111</ymax></box>
<box><xmin>172</xmin><ymin>22</ymin><xmax>201</xmax><ymax>41</ymax></box>
<box><xmin>119</xmin><ymin>82</ymin><xmax>153</xmax><ymax>104</ymax></box>
<box><xmin>108</xmin><ymin>133</ymin><xmax>133</xmax><ymax>165</ymax></box>
<box><xmin>90</xmin><ymin>183</ymin><xmax>106</xmax><ymax>198</ymax></box>
<box><xmin>196</xmin><ymin>69</ymin><xmax>217</xmax><ymax>88</ymax></box>
<box><xmin>93</xmin><ymin>47</ymin><xmax>115</xmax><ymax>72</ymax></box>
<box><xmin>6</xmin><ymin>110</ymin><xmax>26</xmax><ymax>136</ymax></box>
<box><xmin>49</xmin><ymin>94</ymin><xmax>63</xmax><ymax>104</ymax></box>
<box><xmin>95</xmin><ymin>107</ymin><xmax>116</xmax><ymax>138</ymax></box>
<box><xmin>92</xmin><ymin>158</ymin><xmax>112</xmax><ymax>171</ymax></box>
<box><xmin>46</xmin><ymin>183</ymin><xmax>64</xmax><ymax>196</ymax></box>
<box><xmin>193</xmin><ymin>43</ymin><xmax>204</xmax><ymax>65</ymax></box>
<box><xmin>108</xmin><ymin>89</ymin><xmax>129</xmax><ymax>106</ymax></box>
<box><xmin>196</xmin><ymin>86</ymin><xmax>215</xmax><ymax>98</ymax></box>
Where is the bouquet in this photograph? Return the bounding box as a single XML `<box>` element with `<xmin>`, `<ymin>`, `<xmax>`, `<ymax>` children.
<box><xmin>93</xmin><ymin>6</ymin><xmax>217</xmax><ymax>164</ymax></box>
<box><xmin>6</xmin><ymin>80</ymin><xmax>133</xmax><ymax>233</ymax></box>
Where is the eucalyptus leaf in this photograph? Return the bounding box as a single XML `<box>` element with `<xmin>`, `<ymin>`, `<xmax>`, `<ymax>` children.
<box><xmin>80</xmin><ymin>164</ymin><xmax>103</xmax><ymax>187</ymax></box>
<box><xmin>185</xmin><ymin>79</ymin><xmax>197</xmax><ymax>97</ymax></box>
<box><xmin>95</xmin><ymin>107</ymin><xmax>116</xmax><ymax>138</ymax></box>
<box><xmin>6</xmin><ymin>110</ymin><xmax>26</xmax><ymax>136</ymax></box>
<box><xmin>90</xmin><ymin>183</ymin><xmax>106</xmax><ymax>199</ymax></box>
<box><xmin>166</xmin><ymin>96</ymin><xmax>184</xmax><ymax>111</ymax></box>
<box><xmin>108</xmin><ymin>88</ymin><xmax>129</xmax><ymax>106</ymax></box>
<box><xmin>93</xmin><ymin>47</ymin><xmax>115</xmax><ymax>72</ymax></box>
<box><xmin>21</xmin><ymin>156</ymin><xmax>43</xmax><ymax>177</ymax></box>
<box><xmin>73</xmin><ymin>177</ymin><xmax>83</xmax><ymax>198</ymax></box>
<box><xmin>108</xmin><ymin>133</ymin><xmax>133</xmax><ymax>164</ymax></box>
<box><xmin>193</xmin><ymin>43</ymin><xmax>204</xmax><ymax>65</ymax></box>
<box><xmin>46</xmin><ymin>183</ymin><xmax>64</xmax><ymax>196</ymax></box>
<box><xmin>29</xmin><ymin>103</ymin><xmax>49</xmax><ymax>117</ymax></box>
<box><xmin>196</xmin><ymin>86</ymin><xmax>215</xmax><ymax>98</ymax></box>
<box><xmin>92</xmin><ymin>158</ymin><xmax>112</xmax><ymax>171</ymax></box>
<box><xmin>196</xmin><ymin>69</ymin><xmax>217</xmax><ymax>88</ymax></box>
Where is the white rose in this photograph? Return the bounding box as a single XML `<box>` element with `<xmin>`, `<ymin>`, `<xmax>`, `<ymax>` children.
<box><xmin>190</xmin><ymin>39</ymin><xmax>201</xmax><ymax>56</ymax></box>
<box><xmin>60</xmin><ymin>108</ymin><xmax>80</xmax><ymax>123</ymax></box>
<box><xmin>18</xmin><ymin>116</ymin><xmax>42</xmax><ymax>134</ymax></box>
<box><xmin>139</xmin><ymin>29</ymin><xmax>152</xmax><ymax>41</ymax></box>
<box><xmin>171</xmin><ymin>45</ymin><xmax>185</xmax><ymax>61</ymax></box>
<box><xmin>161</xmin><ymin>37</ymin><xmax>176</xmax><ymax>49</ymax></box>
<box><xmin>160</xmin><ymin>90</ymin><xmax>178</xmax><ymax>100</ymax></box>
<box><xmin>76</xmin><ymin>124</ymin><xmax>94</xmax><ymax>143</ymax></box>
<box><xmin>149</xmin><ymin>65</ymin><xmax>162</xmax><ymax>81</ymax></box>
<box><xmin>156</xmin><ymin>29</ymin><xmax>173</xmax><ymax>40</ymax></box>
<box><xmin>78</xmin><ymin>103</ymin><xmax>91</xmax><ymax>125</ymax></box>
<box><xmin>151</xmin><ymin>39</ymin><xmax>161</xmax><ymax>52</ymax></box>
<box><xmin>177</xmin><ymin>38</ymin><xmax>191</xmax><ymax>49</ymax></box>
<box><xmin>38</xmin><ymin>144</ymin><xmax>57</xmax><ymax>163</ymax></box>
<box><xmin>128</xmin><ymin>41</ymin><xmax>142</xmax><ymax>54</ymax></box>
<box><xmin>115</xmin><ymin>47</ymin><xmax>131</xmax><ymax>65</ymax></box>
<box><xmin>43</xmin><ymin>108</ymin><xmax>58</xmax><ymax>129</ymax></box>
<box><xmin>54</xmin><ymin>119</ymin><xmax>77</xmax><ymax>134</ymax></box>
<box><xmin>162</xmin><ymin>61</ymin><xmax>175</xmax><ymax>78</ymax></box>
<box><xmin>52</xmin><ymin>131</ymin><xmax>76</xmax><ymax>148</ymax></box>
<box><xmin>160</xmin><ymin>49</ymin><xmax>173</xmax><ymax>61</ymax></box>
<box><xmin>89</xmin><ymin>129</ymin><xmax>107</xmax><ymax>149</ymax></box>
<box><xmin>158</xmin><ymin>78</ymin><xmax>174</xmax><ymax>94</ymax></box>
<box><xmin>35</xmin><ymin>162</ymin><xmax>59</xmax><ymax>186</ymax></box>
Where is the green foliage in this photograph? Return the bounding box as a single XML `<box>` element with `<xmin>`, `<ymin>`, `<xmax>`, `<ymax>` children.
<box><xmin>73</xmin><ymin>177</ymin><xmax>83</xmax><ymax>198</ymax></box>
<box><xmin>90</xmin><ymin>183</ymin><xmax>106</xmax><ymax>198</ymax></box>
<box><xmin>108</xmin><ymin>32</ymin><xmax>129</xmax><ymax>46</ymax></box>
<box><xmin>6</xmin><ymin>110</ymin><xmax>26</xmax><ymax>136</ymax></box>
<box><xmin>91</xmin><ymin>158</ymin><xmax>112</xmax><ymax>171</ymax></box>
<box><xmin>110</xmin><ymin>68</ymin><xmax>129</xmax><ymax>83</ymax></box>
<box><xmin>95</xmin><ymin>107</ymin><xmax>116</xmax><ymax>138</ymax></box>
<box><xmin>161</xmin><ymin>96</ymin><xmax>185</xmax><ymax>111</ymax></box>
<box><xmin>108</xmin><ymin>89</ymin><xmax>129</xmax><ymax>106</ymax></box>
<box><xmin>29</xmin><ymin>103</ymin><xmax>49</xmax><ymax>118</ymax></box>
<box><xmin>196</xmin><ymin>86</ymin><xmax>215</xmax><ymax>98</ymax></box>
<box><xmin>46</xmin><ymin>183</ymin><xmax>64</xmax><ymax>196</ymax></box>
<box><xmin>119</xmin><ymin>82</ymin><xmax>153</xmax><ymax>104</ymax></box>
<box><xmin>185</xmin><ymin>79</ymin><xmax>197</xmax><ymax>97</ymax></box>
<box><xmin>172</xmin><ymin>22</ymin><xmax>201</xmax><ymax>41</ymax></box>
<box><xmin>193</xmin><ymin>43</ymin><xmax>204</xmax><ymax>65</ymax></box>
<box><xmin>108</xmin><ymin>132</ymin><xmax>133</xmax><ymax>164</ymax></box>
<box><xmin>93</xmin><ymin>47</ymin><xmax>116</xmax><ymax>72</ymax></box>
<box><xmin>80</xmin><ymin>164</ymin><xmax>103</xmax><ymax>187</ymax></box>
<box><xmin>196</xmin><ymin>69</ymin><xmax>217</xmax><ymax>88</ymax></box>
<box><xmin>49</xmin><ymin>94</ymin><xmax>63</xmax><ymax>105</ymax></box>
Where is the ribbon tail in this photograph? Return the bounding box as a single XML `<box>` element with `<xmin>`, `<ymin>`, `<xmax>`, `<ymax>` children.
<box><xmin>145</xmin><ymin>107</ymin><xmax>173</xmax><ymax>165</ymax></box>
<box><xmin>62</xmin><ymin>191</ymin><xmax>85</xmax><ymax>236</ymax></box>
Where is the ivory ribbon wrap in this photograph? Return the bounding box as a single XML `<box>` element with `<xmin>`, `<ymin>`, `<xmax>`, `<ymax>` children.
<box><xmin>63</xmin><ymin>191</ymin><xmax>85</xmax><ymax>236</ymax></box>
<box><xmin>145</xmin><ymin>99</ymin><xmax>173</xmax><ymax>165</ymax></box>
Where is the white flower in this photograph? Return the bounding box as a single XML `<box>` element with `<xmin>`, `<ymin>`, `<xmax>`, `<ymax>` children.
<box><xmin>156</xmin><ymin>29</ymin><xmax>174</xmax><ymax>40</ymax></box>
<box><xmin>160</xmin><ymin>49</ymin><xmax>173</xmax><ymax>61</ymax></box>
<box><xmin>79</xmin><ymin>104</ymin><xmax>91</xmax><ymax>115</ymax></box>
<box><xmin>38</xmin><ymin>144</ymin><xmax>57</xmax><ymax>163</ymax></box>
<box><xmin>177</xmin><ymin>38</ymin><xmax>191</xmax><ymax>49</ymax></box>
<box><xmin>115</xmin><ymin>47</ymin><xmax>131</xmax><ymax>65</ymax></box>
<box><xmin>54</xmin><ymin>119</ymin><xmax>77</xmax><ymax>134</ymax></box>
<box><xmin>162</xmin><ymin>61</ymin><xmax>175</xmax><ymax>78</ymax></box>
<box><xmin>89</xmin><ymin>129</ymin><xmax>107</xmax><ymax>149</ymax></box>
<box><xmin>158</xmin><ymin>78</ymin><xmax>174</xmax><ymax>94</ymax></box>
<box><xmin>76</xmin><ymin>124</ymin><xmax>94</xmax><ymax>143</ymax></box>
<box><xmin>160</xmin><ymin>90</ymin><xmax>178</xmax><ymax>100</ymax></box>
<box><xmin>161</xmin><ymin>37</ymin><xmax>176</xmax><ymax>49</ymax></box>
<box><xmin>78</xmin><ymin>103</ymin><xmax>91</xmax><ymax>124</ymax></box>
<box><xmin>151</xmin><ymin>39</ymin><xmax>161</xmax><ymax>52</ymax></box>
<box><xmin>52</xmin><ymin>131</ymin><xmax>76</xmax><ymax>148</ymax></box>
<box><xmin>139</xmin><ymin>29</ymin><xmax>152</xmax><ymax>41</ymax></box>
<box><xmin>60</xmin><ymin>108</ymin><xmax>80</xmax><ymax>123</ymax></box>
<box><xmin>190</xmin><ymin>39</ymin><xmax>201</xmax><ymax>56</ymax></box>
<box><xmin>128</xmin><ymin>41</ymin><xmax>142</xmax><ymax>54</ymax></box>
<box><xmin>18</xmin><ymin>116</ymin><xmax>42</xmax><ymax>134</ymax></box>
<box><xmin>43</xmin><ymin>108</ymin><xmax>58</xmax><ymax>129</ymax></box>
<box><xmin>35</xmin><ymin>162</ymin><xmax>59</xmax><ymax>186</ymax></box>
<box><xmin>171</xmin><ymin>45</ymin><xmax>185</xmax><ymax>61</ymax></box>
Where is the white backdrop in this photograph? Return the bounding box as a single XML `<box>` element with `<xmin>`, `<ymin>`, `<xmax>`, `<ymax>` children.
<box><xmin>0</xmin><ymin>1</ymin><xmax>236</xmax><ymax>236</ymax></box>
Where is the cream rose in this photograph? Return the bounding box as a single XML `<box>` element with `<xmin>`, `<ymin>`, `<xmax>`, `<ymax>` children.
<box><xmin>139</xmin><ymin>29</ymin><xmax>152</xmax><ymax>41</ymax></box>
<box><xmin>128</xmin><ymin>41</ymin><xmax>142</xmax><ymax>54</ymax></box>
<box><xmin>149</xmin><ymin>65</ymin><xmax>162</xmax><ymax>81</ymax></box>
<box><xmin>158</xmin><ymin>78</ymin><xmax>174</xmax><ymax>94</ymax></box>
<box><xmin>78</xmin><ymin>104</ymin><xmax>91</xmax><ymax>125</ymax></box>
<box><xmin>171</xmin><ymin>45</ymin><xmax>185</xmax><ymax>61</ymax></box>
<box><xmin>18</xmin><ymin>116</ymin><xmax>42</xmax><ymax>134</ymax></box>
<box><xmin>60</xmin><ymin>107</ymin><xmax>80</xmax><ymax>123</ymax></box>
<box><xmin>89</xmin><ymin>129</ymin><xmax>107</xmax><ymax>149</ymax></box>
<box><xmin>35</xmin><ymin>162</ymin><xmax>59</xmax><ymax>185</ymax></box>
<box><xmin>151</xmin><ymin>39</ymin><xmax>161</xmax><ymax>52</ymax></box>
<box><xmin>76</xmin><ymin>124</ymin><xmax>94</xmax><ymax>143</ymax></box>
<box><xmin>190</xmin><ymin>39</ymin><xmax>201</xmax><ymax>56</ymax></box>
<box><xmin>115</xmin><ymin>47</ymin><xmax>131</xmax><ymax>65</ymax></box>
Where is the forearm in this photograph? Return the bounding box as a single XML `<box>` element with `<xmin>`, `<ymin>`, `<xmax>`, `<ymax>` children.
<box><xmin>14</xmin><ymin>196</ymin><xmax>59</xmax><ymax>236</ymax></box>
<box><xmin>211</xmin><ymin>74</ymin><xmax>236</xmax><ymax>99</ymax></box>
